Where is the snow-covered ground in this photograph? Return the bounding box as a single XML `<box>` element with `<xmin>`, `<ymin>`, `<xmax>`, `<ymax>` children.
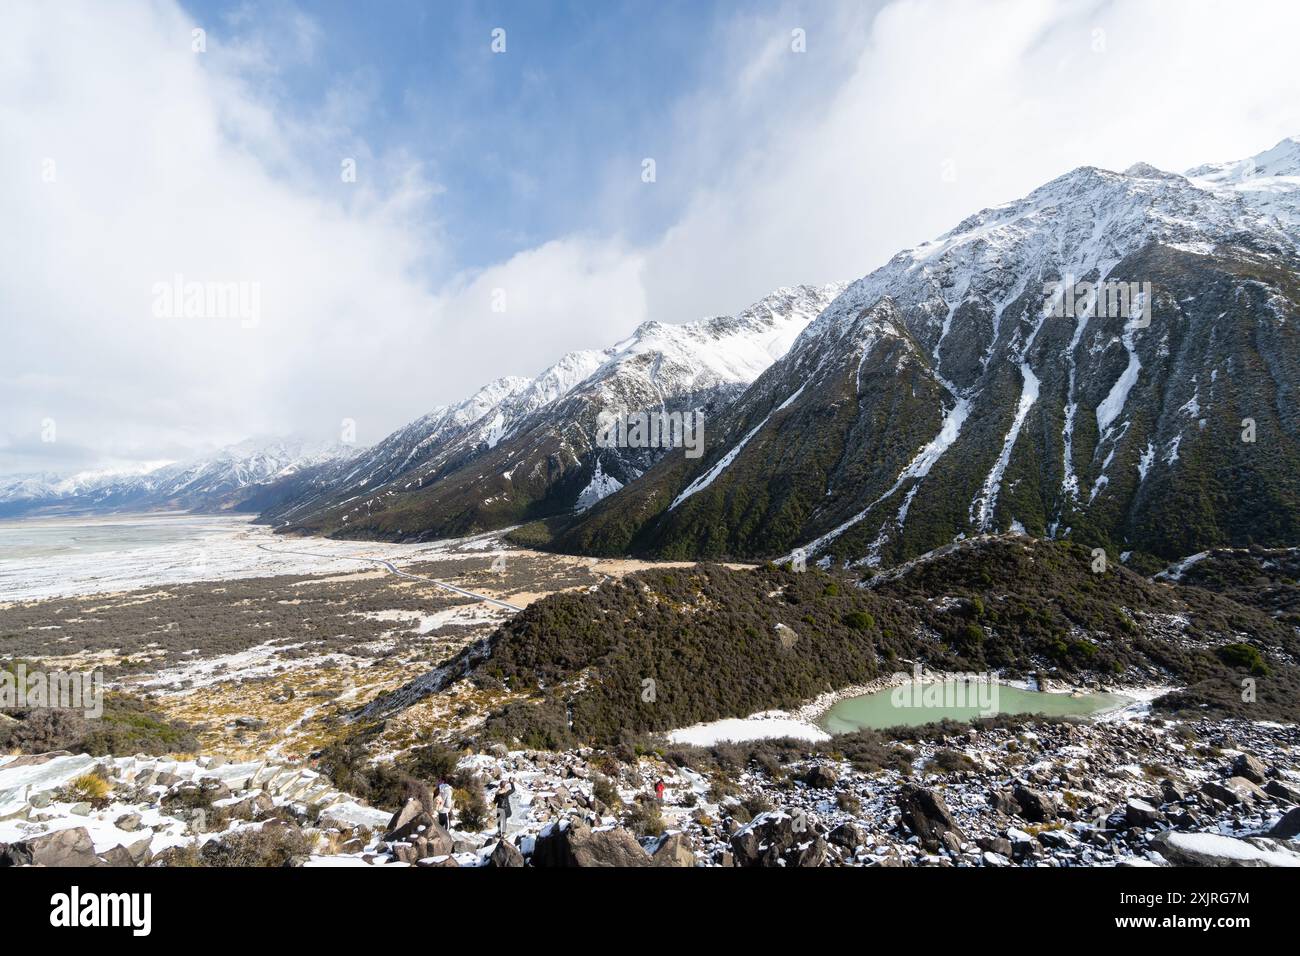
<box><xmin>0</xmin><ymin>514</ymin><xmax>510</xmax><ymax>602</ymax></box>
<box><xmin>668</xmin><ymin>711</ymin><xmax>831</xmax><ymax>746</ymax></box>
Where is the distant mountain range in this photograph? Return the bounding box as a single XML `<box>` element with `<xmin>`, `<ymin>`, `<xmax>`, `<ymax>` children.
<box><xmin>0</xmin><ymin>438</ymin><xmax>358</xmax><ymax>518</ymax></box>
<box><xmin>9</xmin><ymin>138</ymin><xmax>1300</xmax><ymax>574</ymax></box>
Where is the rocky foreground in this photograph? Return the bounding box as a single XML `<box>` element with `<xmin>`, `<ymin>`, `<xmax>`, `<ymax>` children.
<box><xmin>2</xmin><ymin>710</ymin><xmax>1298</xmax><ymax>867</ymax></box>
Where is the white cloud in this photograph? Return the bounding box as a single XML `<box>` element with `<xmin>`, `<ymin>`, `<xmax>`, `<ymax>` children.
<box><xmin>636</xmin><ymin>0</ymin><xmax>1300</xmax><ymax>323</ymax></box>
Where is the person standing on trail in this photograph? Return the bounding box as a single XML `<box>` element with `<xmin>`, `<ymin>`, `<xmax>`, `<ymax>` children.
<box><xmin>654</xmin><ymin>778</ymin><xmax>666</xmax><ymax>803</ymax></box>
<box><xmin>494</xmin><ymin>778</ymin><xmax>516</xmax><ymax>837</ymax></box>
<box><xmin>436</xmin><ymin>779</ymin><xmax>454</xmax><ymax>830</ymax></box>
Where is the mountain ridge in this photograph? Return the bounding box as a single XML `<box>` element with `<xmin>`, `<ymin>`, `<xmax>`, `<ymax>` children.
<box><xmin>541</xmin><ymin>139</ymin><xmax>1300</xmax><ymax>570</ymax></box>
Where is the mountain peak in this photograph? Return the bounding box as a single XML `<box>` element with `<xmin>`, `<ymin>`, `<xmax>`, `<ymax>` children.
<box><xmin>1122</xmin><ymin>161</ymin><xmax>1182</xmax><ymax>181</ymax></box>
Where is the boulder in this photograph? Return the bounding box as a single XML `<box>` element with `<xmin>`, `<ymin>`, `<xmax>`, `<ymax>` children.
<box><xmin>384</xmin><ymin>798</ymin><xmax>433</xmax><ymax>843</ymax></box>
<box><xmin>532</xmin><ymin>820</ymin><xmax>650</xmax><ymax>867</ymax></box>
<box><xmin>1268</xmin><ymin>807</ymin><xmax>1300</xmax><ymax>839</ymax></box>
<box><xmin>802</xmin><ymin>765</ymin><xmax>839</xmax><ymax>789</ymax></box>
<box><xmin>731</xmin><ymin>809</ymin><xmax>823</xmax><ymax>867</ymax></box>
<box><xmin>650</xmin><ymin>831</ymin><xmax>697</xmax><ymax>867</ymax></box>
<box><xmin>1006</xmin><ymin>827</ymin><xmax>1041</xmax><ymax>862</ymax></box>
<box><xmin>1263</xmin><ymin>779</ymin><xmax>1300</xmax><ymax>805</ymax></box>
<box><xmin>897</xmin><ymin>785</ymin><xmax>964</xmax><ymax>852</ymax></box>
<box><xmin>0</xmin><ymin>842</ymin><xmax>34</xmax><ymax>866</ymax></box>
<box><xmin>977</xmin><ymin>835</ymin><xmax>1014</xmax><ymax>857</ymax></box>
<box><xmin>1037</xmin><ymin>829</ymin><xmax>1078</xmax><ymax>850</ymax></box>
<box><xmin>1202</xmin><ymin>777</ymin><xmax>1267</xmax><ymax>806</ymax></box>
<box><xmin>1125</xmin><ymin>798</ymin><xmax>1166</xmax><ymax>829</ymax></box>
<box><xmin>829</xmin><ymin>821</ymin><xmax>866</xmax><ymax>850</ymax></box>
<box><xmin>1151</xmin><ymin>830</ymin><xmax>1300</xmax><ymax>867</ymax></box>
<box><xmin>1013</xmin><ymin>786</ymin><xmax>1057</xmax><ymax>823</ymax></box>
<box><xmin>987</xmin><ymin>789</ymin><xmax>1016</xmax><ymax>815</ymax></box>
<box><xmin>487</xmin><ymin>838</ymin><xmax>526</xmax><ymax>867</ymax></box>
<box><xmin>1231</xmin><ymin>753</ymin><xmax>1268</xmax><ymax>785</ymax></box>
<box><xmin>100</xmin><ymin>837</ymin><xmax>153</xmax><ymax>868</ymax></box>
<box><xmin>17</xmin><ymin>827</ymin><xmax>102</xmax><ymax>867</ymax></box>
<box><xmin>389</xmin><ymin>841</ymin><xmax>422</xmax><ymax>865</ymax></box>
<box><xmin>790</xmin><ymin>836</ymin><xmax>829</xmax><ymax>867</ymax></box>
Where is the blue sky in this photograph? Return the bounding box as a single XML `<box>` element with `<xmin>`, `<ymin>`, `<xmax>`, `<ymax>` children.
<box><xmin>4</xmin><ymin>0</ymin><xmax>1300</xmax><ymax>474</ymax></box>
<box><xmin>182</xmin><ymin>0</ymin><xmax>860</xmax><ymax>278</ymax></box>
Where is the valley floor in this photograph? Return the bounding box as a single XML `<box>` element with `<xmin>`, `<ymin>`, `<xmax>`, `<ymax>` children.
<box><xmin>1</xmin><ymin>523</ymin><xmax>1297</xmax><ymax>867</ymax></box>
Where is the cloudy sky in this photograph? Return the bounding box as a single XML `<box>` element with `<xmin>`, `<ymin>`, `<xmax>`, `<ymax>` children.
<box><xmin>3</xmin><ymin>0</ymin><xmax>1299</xmax><ymax>476</ymax></box>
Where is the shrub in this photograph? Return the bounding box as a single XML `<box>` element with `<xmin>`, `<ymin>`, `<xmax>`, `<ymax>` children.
<box><xmin>592</xmin><ymin>773</ymin><xmax>622</xmax><ymax>809</ymax></box>
<box><xmin>200</xmin><ymin>825</ymin><xmax>313</xmax><ymax>867</ymax></box>
<box><xmin>623</xmin><ymin>798</ymin><xmax>665</xmax><ymax>837</ymax></box>
<box><xmin>842</xmin><ymin>610</ymin><xmax>875</xmax><ymax>631</ymax></box>
<box><xmin>399</xmin><ymin>744</ymin><xmax>464</xmax><ymax>787</ymax></box>
<box><xmin>1216</xmin><ymin>642</ymin><xmax>1270</xmax><ymax>676</ymax></box>
<box><xmin>926</xmin><ymin>749</ymin><xmax>976</xmax><ymax>774</ymax></box>
<box><xmin>0</xmin><ymin>695</ymin><xmax>197</xmax><ymax>757</ymax></box>
<box><xmin>454</xmin><ymin>785</ymin><xmax>489</xmax><ymax>832</ymax></box>
<box><xmin>1</xmin><ymin>709</ymin><xmax>88</xmax><ymax>754</ymax></box>
<box><xmin>63</xmin><ymin>771</ymin><xmax>111</xmax><ymax>803</ymax></box>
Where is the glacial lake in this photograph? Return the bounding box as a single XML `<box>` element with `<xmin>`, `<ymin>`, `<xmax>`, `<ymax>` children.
<box><xmin>819</xmin><ymin>680</ymin><xmax>1132</xmax><ymax>734</ymax></box>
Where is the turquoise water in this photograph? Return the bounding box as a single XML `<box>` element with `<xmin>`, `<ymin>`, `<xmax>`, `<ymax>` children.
<box><xmin>819</xmin><ymin>680</ymin><xmax>1131</xmax><ymax>734</ymax></box>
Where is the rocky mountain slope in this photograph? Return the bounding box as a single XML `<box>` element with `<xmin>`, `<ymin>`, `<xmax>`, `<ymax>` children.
<box><xmin>259</xmin><ymin>285</ymin><xmax>842</xmax><ymax>540</ymax></box>
<box><xmin>0</xmin><ymin>438</ymin><xmax>358</xmax><ymax>518</ymax></box>
<box><xmin>548</xmin><ymin>139</ymin><xmax>1300</xmax><ymax>570</ymax></box>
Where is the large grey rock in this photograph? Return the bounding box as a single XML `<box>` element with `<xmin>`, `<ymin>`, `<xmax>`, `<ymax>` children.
<box><xmin>532</xmin><ymin>820</ymin><xmax>650</xmax><ymax>867</ymax></box>
<box><xmin>384</xmin><ymin>798</ymin><xmax>434</xmax><ymax>843</ymax></box>
<box><xmin>1125</xmin><ymin>798</ymin><xmax>1166</xmax><ymax>829</ymax></box>
<box><xmin>731</xmin><ymin>809</ymin><xmax>822</xmax><ymax>867</ymax></box>
<box><xmin>16</xmin><ymin>827</ymin><xmax>102</xmax><ymax>867</ymax></box>
<box><xmin>1013</xmin><ymin>786</ymin><xmax>1057</xmax><ymax>823</ymax></box>
<box><xmin>650</xmin><ymin>831</ymin><xmax>696</xmax><ymax>867</ymax></box>
<box><xmin>1264</xmin><ymin>779</ymin><xmax>1300</xmax><ymax>804</ymax></box>
<box><xmin>1231</xmin><ymin>754</ymin><xmax>1268</xmax><ymax>785</ymax></box>
<box><xmin>1203</xmin><ymin>777</ymin><xmax>1267</xmax><ymax>806</ymax></box>
<box><xmin>100</xmin><ymin>837</ymin><xmax>153</xmax><ymax>868</ymax></box>
<box><xmin>897</xmin><ymin>785</ymin><xmax>964</xmax><ymax>852</ymax></box>
<box><xmin>487</xmin><ymin>838</ymin><xmax>526</xmax><ymax>867</ymax></box>
<box><xmin>1151</xmin><ymin>830</ymin><xmax>1300</xmax><ymax>867</ymax></box>
<box><xmin>802</xmin><ymin>765</ymin><xmax>839</xmax><ymax>789</ymax></box>
<box><xmin>1268</xmin><ymin>807</ymin><xmax>1300</xmax><ymax>839</ymax></box>
<box><xmin>829</xmin><ymin>821</ymin><xmax>866</xmax><ymax>850</ymax></box>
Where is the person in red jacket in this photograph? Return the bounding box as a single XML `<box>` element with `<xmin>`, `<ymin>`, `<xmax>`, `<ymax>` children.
<box><xmin>654</xmin><ymin>778</ymin><xmax>666</xmax><ymax>803</ymax></box>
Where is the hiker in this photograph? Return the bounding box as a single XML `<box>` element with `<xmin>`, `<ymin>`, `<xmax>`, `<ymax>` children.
<box><xmin>436</xmin><ymin>778</ymin><xmax>454</xmax><ymax>830</ymax></box>
<box><xmin>494</xmin><ymin>778</ymin><xmax>516</xmax><ymax>836</ymax></box>
<box><xmin>654</xmin><ymin>778</ymin><xmax>666</xmax><ymax>803</ymax></box>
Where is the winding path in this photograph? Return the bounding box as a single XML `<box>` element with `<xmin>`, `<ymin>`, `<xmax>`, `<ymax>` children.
<box><xmin>256</xmin><ymin>543</ymin><xmax>523</xmax><ymax>612</ymax></box>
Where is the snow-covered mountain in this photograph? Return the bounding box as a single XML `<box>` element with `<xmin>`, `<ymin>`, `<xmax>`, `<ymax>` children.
<box><xmin>261</xmin><ymin>284</ymin><xmax>843</xmax><ymax>539</ymax></box>
<box><xmin>0</xmin><ymin>438</ymin><xmax>359</xmax><ymax>518</ymax></box>
<box><xmin>556</xmin><ymin>138</ymin><xmax>1300</xmax><ymax>570</ymax></box>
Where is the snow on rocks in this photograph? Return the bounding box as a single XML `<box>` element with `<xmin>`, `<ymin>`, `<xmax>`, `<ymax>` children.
<box><xmin>0</xmin><ymin>751</ymin><xmax>389</xmax><ymax>867</ymax></box>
